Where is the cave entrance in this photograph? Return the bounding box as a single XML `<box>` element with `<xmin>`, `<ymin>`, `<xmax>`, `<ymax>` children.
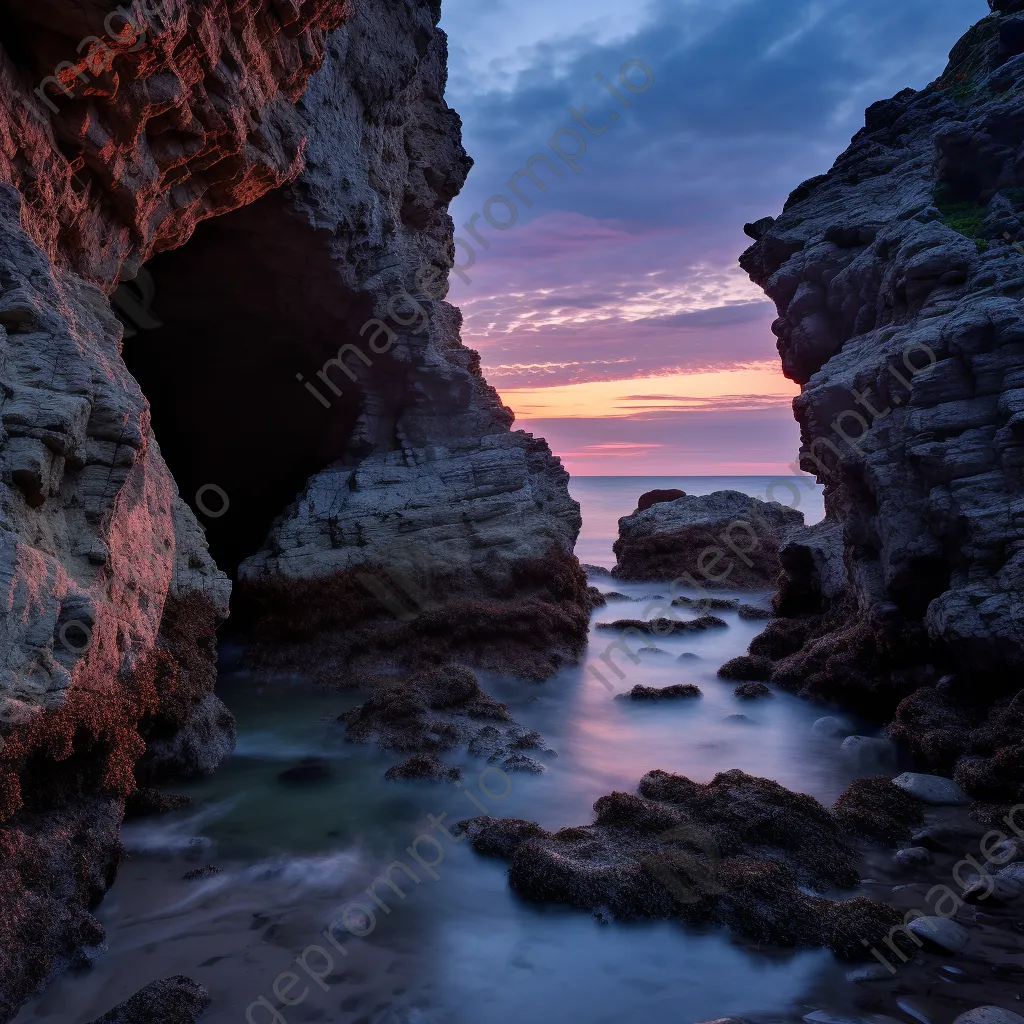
<box><xmin>118</xmin><ymin>193</ymin><xmax>374</xmax><ymax>577</ymax></box>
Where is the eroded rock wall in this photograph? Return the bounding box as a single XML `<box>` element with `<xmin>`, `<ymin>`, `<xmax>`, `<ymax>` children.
<box><xmin>0</xmin><ymin>0</ymin><xmax>586</xmax><ymax>1014</ymax></box>
<box><xmin>740</xmin><ymin>0</ymin><xmax>1024</xmax><ymax>804</ymax></box>
<box><xmin>231</xmin><ymin>1</ymin><xmax>588</xmax><ymax>681</ymax></box>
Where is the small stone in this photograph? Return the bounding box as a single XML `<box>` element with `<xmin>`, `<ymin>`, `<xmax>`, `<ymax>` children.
<box><xmin>907</xmin><ymin>916</ymin><xmax>970</xmax><ymax>952</ymax></box>
<box><xmin>846</xmin><ymin>963</ymin><xmax>896</xmax><ymax>982</ymax></box>
<box><xmin>894</xmin><ymin>846</ymin><xmax>934</xmax><ymax>868</ymax></box>
<box><xmin>812</xmin><ymin>716</ymin><xmax>847</xmax><ymax>737</ymax></box>
<box><xmin>952</xmin><ymin>1009</ymin><xmax>1024</xmax><ymax>1024</ymax></box>
<box><xmin>962</xmin><ymin>877</ymin><xmax>1021</xmax><ymax>904</ymax></box>
<box><xmin>892</xmin><ymin>773</ymin><xmax>971</xmax><ymax>806</ymax></box>
<box><xmin>724</xmin><ymin>714</ymin><xmax>753</xmax><ymax>723</ymax></box>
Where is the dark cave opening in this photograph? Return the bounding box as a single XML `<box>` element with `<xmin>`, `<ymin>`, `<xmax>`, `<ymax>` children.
<box><xmin>119</xmin><ymin>192</ymin><xmax>374</xmax><ymax>578</ymax></box>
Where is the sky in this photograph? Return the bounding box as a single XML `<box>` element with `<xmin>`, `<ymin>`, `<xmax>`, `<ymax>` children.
<box><xmin>437</xmin><ymin>0</ymin><xmax>990</xmax><ymax>475</ymax></box>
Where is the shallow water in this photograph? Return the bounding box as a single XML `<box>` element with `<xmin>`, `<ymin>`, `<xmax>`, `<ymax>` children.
<box><xmin>15</xmin><ymin>477</ymin><xmax>884</xmax><ymax>1024</ymax></box>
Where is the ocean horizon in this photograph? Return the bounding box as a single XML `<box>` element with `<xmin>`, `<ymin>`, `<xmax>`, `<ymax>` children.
<box><xmin>569</xmin><ymin>474</ymin><xmax>826</xmax><ymax>566</ymax></box>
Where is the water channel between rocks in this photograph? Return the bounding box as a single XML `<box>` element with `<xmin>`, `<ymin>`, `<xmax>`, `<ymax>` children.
<box><xmin>17</xmin><ymin>477</ymin><xmax>918</xmax><ymax>1024</ymax></box>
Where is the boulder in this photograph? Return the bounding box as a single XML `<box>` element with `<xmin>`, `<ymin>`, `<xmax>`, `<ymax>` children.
<box><xmin>892</xmin><ymin>773</ymin><xmax>972</xmax><ymax>806</ymax></box>
<box><xmin>612</xmin><ymin>490</ymin><xmax>804</xmax><ymax>586</ymax></box>
<box><xmin>907</xmin><ymin>916</ymin><xmax>969</xmax><ymax>952</ymax></box>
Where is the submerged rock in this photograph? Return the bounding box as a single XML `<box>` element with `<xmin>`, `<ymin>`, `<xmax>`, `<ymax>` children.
<box><xmin>612</xmin><ymin>490</ymin><xmax>804</xmax><ymax>586</ymax></box>
<box><xmin>87</xmin><ymin>977</ymin><xmax>211</xmax><ymax>1024</ymax></box>
<box><xmin>812</xmin><ymin>716</ymin><xmax>848</xmax><ymax>737</ymax></box>
<box><xmin>907</xmin><ymin>916</ymin><xmax>969</xmax><ymax>953</ymax></box>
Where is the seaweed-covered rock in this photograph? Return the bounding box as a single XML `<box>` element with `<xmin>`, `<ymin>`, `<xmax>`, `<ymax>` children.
<box><xmin>595</xmin><ymin>616</ymin><xmax>728</xmax><ymax>635</ymax></box>
<box><xmin>384</xmin><ymin>754</ymin><xmax>461</xmax><ymax>782</ymax></box>
<box><xmin>462</xmin><ymin>768</ymin><xmax>907</xmax><ymax>958</ymax></box>
<box><xmin>618</xmin><ymin>684</ymin><xmax>703</xmax><ymax>701</ymax></box>
<box><xmin>339</xmin><ymin>665</ymin><xmax>514</xmax><ymax>754</ymax></box>
<box><xmin>833</xmin><ymin>776</ymin><xmax>925</xmax><ymax>843</ymax></box>
<box><xmin>734</xmin><ymin>682</ymin><xmax>773</xmax><ymax>700</ymax></box>
<box><xmin>718</xmin><ymin>656</ymin><xmax>775</xmax><ymax>682</ymax></box>
<box><xmin>87</xmin><ymin>977</ymin><xmax>211</xmax><ymax>1024</ymax></box>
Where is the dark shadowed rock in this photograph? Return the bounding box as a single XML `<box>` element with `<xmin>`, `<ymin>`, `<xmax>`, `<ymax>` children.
<box><xmin>384</xmin><ymin>754</ymin><xmax>462</xmax><ymax>782</ymax></box>
<box><xmin>718</xmin><ymin>656</ymin><xmax>775</xmax><ymax>682</ymax></box>
<box><xmin>87</xmin><ymin>977</ymin><xmax>211</xmax><ymax>1024</ymax></box>
<box><xmin>734</xmin><ymin>682</ymin><xmax>773</xmax><ymax>700</ymax></box>
<box><xmin>637</xmin><ymin>489</ymin><xmax>687</xmax><ymax>512</ymax></box>
<box><xmin>618</xmin><ymin>684</ymin><xmax>703</xmax><ymax>701</ymax></box>
<box><xmin>612</xmin><ymin>490</ymin><xmax>804</xmax><ymax>586</ymax></box>
<box><xmin>595</xmin><ymin>616</ymin><xmax>728</xmax><ymax>635</ymax></box>
<box><xmin>833</xmin><ymin>777</ymin><xmax>924</xmax><ymax>844</ymax></box>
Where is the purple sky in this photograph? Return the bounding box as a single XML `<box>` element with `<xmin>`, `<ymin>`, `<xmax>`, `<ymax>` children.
<box><xmin>439</xmin><ymin>0</ymin><xmax>990</xmax><ymax>474</ymax></box>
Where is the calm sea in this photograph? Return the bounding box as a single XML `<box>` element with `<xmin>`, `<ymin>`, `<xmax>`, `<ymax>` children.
<box><xmin>570</xmin><ymin>475</ymin><xmax>826</xmax><ymax>567</ymax></box>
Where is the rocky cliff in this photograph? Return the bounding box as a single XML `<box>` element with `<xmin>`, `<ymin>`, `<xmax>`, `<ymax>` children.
<box><xmin>740</xmin><ymin>0</ymin><xmax>1024</xmax><ymax>808</ymax></box>
<box><xmin>0</xmin><ymin>1</ymin><xmax>584</xmax><ymax>1017</ymax></box>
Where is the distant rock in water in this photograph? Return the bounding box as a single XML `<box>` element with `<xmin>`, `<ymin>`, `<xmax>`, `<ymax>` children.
<box><xmin>595</xmin><ymin>616</ymin><xmax>728</xmax><ymax>635</ymax></box>
<box><xmin>617</xmin><ymin>684</ymin><xmax>703</xmax><ymax>701</ymax></box>
<box><xmin>637</xmin><ymin>488</ymin><xmax>687</xmax><ymax>512</ymax></box>
<box><xmin>612</xmin><ymin>490</ymin><xmax>804</xmax><ymax>586</ymax></box>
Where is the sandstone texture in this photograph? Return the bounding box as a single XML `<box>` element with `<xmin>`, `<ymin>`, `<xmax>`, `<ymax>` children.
<box><xmin>612</xmin><ymin>490</ymin><xmax>804</xmax><ymax>587</ymax></box>
<box><xmin>739</xmin><ymin>1</ymin><xmax>1024</xmax><ymax>805</ymax></box>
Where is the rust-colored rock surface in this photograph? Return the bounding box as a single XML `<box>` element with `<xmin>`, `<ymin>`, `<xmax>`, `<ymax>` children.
<box><xmin>0</xmin><ymin>0</ymin><xmax>350</xmax><ymax>289</ymax></box>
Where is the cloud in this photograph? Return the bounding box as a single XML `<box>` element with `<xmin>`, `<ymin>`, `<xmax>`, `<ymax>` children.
<box><xmin>438</xmin><ymin>0</ymin><xmax>990</xmax><ymax>470</ymax></box>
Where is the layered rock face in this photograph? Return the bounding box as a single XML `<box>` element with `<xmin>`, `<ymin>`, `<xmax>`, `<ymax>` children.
<box><xmin>0</xmin><ymin>0</ymin><xmax>585</xmax><ymax>1017</ymax></box>
<box><xmin>216</xmin><ymin>2</ymin><xmax>587</xmax><ymax>680</ymax></box>
<box><xmin>739</xmin><ymin>1</ymin><xmax>1024</xmax><ymax>804</ymax></box>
